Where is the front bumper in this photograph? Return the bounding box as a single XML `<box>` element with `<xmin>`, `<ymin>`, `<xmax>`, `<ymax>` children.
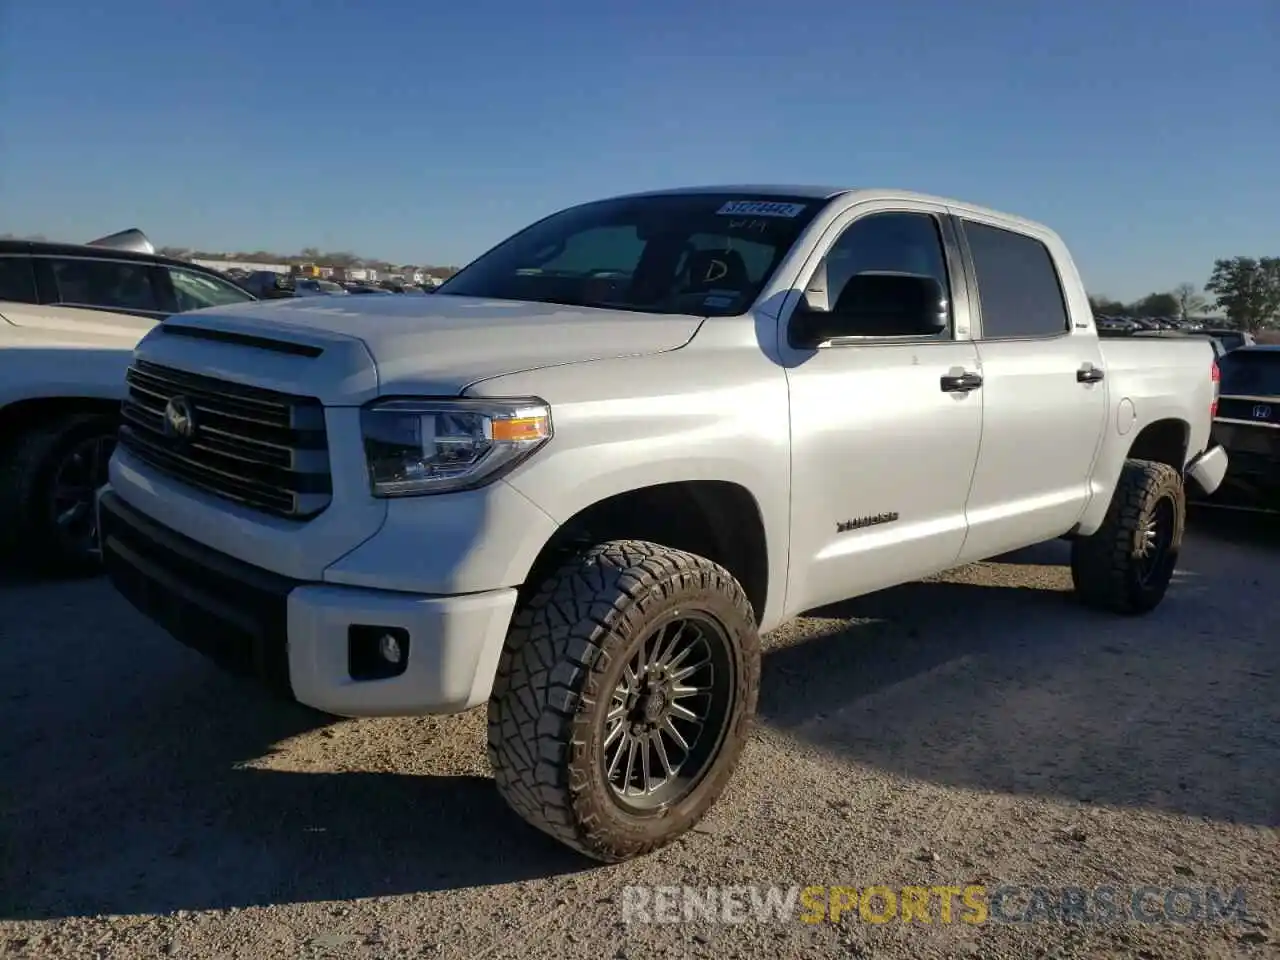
<box><xmin>98</xmin><ymin>489</ymin><xmax>517</xmax><ymax>717</ymax></box>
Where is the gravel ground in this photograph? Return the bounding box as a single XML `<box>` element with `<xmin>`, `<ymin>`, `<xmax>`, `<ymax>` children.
<box><xmin>2</xmin><ymin>509</ymin><xmax>1277</xmax><ymax>959</ymax></box>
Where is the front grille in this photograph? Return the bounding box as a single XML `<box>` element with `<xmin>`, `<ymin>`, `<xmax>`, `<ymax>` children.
<box><xmin>119</xmin><ymin>359</ymin><xmax>332</xmax><ymax>518</ymax></box>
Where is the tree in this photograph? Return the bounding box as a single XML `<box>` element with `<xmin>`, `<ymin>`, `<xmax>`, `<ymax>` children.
<box><xmin>1089</xmin><ymin>294</ymin><xmax>1128</xmax><ymax>316</ymax></box>
<box><xmin>1131</xmin><ymin>292</ymin><xmax>1180</xmax><ymax>318</ymax></box>
<box><xmin>1204</xmin><ymin>257</ymin><xmax>1280</xmax><ymax>331</ymax></box>
<box><xmin>1173</xmin><ymin>282</ymin><xmax>1207</xmax><ymax>321</ymax></box>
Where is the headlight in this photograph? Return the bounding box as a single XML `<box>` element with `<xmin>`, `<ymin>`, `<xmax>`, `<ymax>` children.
<box><xmin>360</xmin><ymin>398</ymin><xmax>552</xmax><ymax>497</ymax></box>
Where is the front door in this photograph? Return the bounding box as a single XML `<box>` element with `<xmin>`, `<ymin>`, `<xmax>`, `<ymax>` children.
<box><xmin>780</xmin><ymin>204</ymin><xmax>984</xmax><ymax>616</ymax></box>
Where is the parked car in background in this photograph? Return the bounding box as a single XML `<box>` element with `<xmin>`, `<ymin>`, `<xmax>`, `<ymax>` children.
<box><xmin>241</xmin><ymin>270</ymin><xmax>295</xmax><ymax>299</ymax></box>
<box><xmin>0</xmin><ymin>231</ymin><xmax>257</xmax><ymax>574</ymax></box>
<box><xmin>1095</xmin><ymin>315</ymin><xmax>1140</xmax><ymax>334</ymax></box>
<box><xmin>1203</xmin><ymin>328</ymin><xmax>1255</xmax><ymax>353</ymax></box>
<box><xmin>294</xmin><ymin>278</ymin><xmax>348</xmax><ymax>297</ymax></box>
<box><xmin>99</xmin><ymin>185</ymin><xmax>1225</xmax><ymax>861</ymax></box>
<box><xmin>1194</xmin><ymin>345</ymin><xmax>1280</xmax><ymax>513</ymax></box>
<box><xmin>345</xmin><ymin>283</ymin><xmax>392</xmax><ymax>295</ymax></box>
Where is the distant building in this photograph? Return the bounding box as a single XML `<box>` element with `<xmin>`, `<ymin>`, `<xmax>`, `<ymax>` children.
<box><xmin>191</xmin><ymin>257</ymin><xmax>290</xmax><ymax>275</ymax></box>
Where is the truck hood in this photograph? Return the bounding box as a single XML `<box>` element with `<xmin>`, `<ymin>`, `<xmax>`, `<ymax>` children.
<box><xmin>150</xmin><ymin>294</ymin><xmax>702</xmax><ymax>402</ymax></box>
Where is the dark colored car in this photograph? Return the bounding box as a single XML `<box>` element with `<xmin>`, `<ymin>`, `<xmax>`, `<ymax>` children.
<box><xmin>1204</xmin><ymin>328</ymin><xmax>1255</xmax><ymax>353</ymax></box>
<box><xmin>1198</xmin><ymin>345</ymin><xmax>1280</xmax><ymax>512</ymax></box>
<box><xmin>240</xmin><ymin>270</ymin><xmax>296</xmax><ymax>299</ymax></box>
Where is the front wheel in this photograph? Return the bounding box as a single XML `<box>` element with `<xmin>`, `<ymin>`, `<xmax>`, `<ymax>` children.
<box><xmin>0</xmin><ymin>414</ymin><xmax>117</xmax><ymax>577</ymax></box>
<box><xmin>1070</xmin><ymin>459</ymin><xmax>1185</xmax><ymax>615</ymax></box>
<box><xmin>487</xmin><ymin>539</ymin><xmax>761</xmax><ymax>862</ymax></box>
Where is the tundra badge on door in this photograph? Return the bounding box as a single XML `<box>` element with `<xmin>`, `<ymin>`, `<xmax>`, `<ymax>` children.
<box><xmin>837</xmin><ymin>512</ymin><xmax>900</xmax><ymax>533</ymax></box>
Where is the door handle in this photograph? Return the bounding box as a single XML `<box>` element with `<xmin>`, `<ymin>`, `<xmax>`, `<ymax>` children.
<box><xmin>1077</xmin><ymin>364</ymin><xmax>1105</xmax><ymax>384</ymax></box>
<box><xmin>940</xmin><ymin>371</ymin><xmax>983</xmax><ymax>393</ymax></box>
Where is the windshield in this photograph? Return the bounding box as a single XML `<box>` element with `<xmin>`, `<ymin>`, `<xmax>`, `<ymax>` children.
<box><xmin>1219</xmin><ymin>350</ymin><xmax>1280</xmax><ymax>396</ymax></box>
<box><xmin>436</xmin><ymin>193</ymin><xmax>826</xmax><ymax>316</ymax></box>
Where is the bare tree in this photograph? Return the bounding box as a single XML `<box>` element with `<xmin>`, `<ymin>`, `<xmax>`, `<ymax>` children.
<box><xmin>1174</xmin><ymin>282</ymin><xmax>1207</xmax><ymax>321</ymax></box>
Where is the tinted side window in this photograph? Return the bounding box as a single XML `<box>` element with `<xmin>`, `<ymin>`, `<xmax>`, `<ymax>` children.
<box><xmin>818</xmin><ymin>211</ymin><xmax>952</xmax><ymax>334</ymax></box>
<box><xmin>963</xmin><ymin>221</ymin><xmax>1069</xmax><ymax>339</ymax></box>
<box><xmin>168</xmin><ymin>266</ymin><xmax>255</xmax><ymax>311</ymax></box>
<box><xmin>0</xmin><ymin>256</ymin><xmax>37</xmax><ymax>304</ymax></box>
<box><xmin>47</xmin><ymin>258</ymin><xmax>162</xmax><ymax>313</ymax></box>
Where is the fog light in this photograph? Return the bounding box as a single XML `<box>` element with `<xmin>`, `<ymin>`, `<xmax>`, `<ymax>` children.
<box><xmin>378</xmin><ymin>632</ymin><xmax>403</xmax><ymax>665</ymax></box>
<box><xmin>348</xmin><ymin>625</ymin><xmax>410</xmax><ymax>681</ymax></box>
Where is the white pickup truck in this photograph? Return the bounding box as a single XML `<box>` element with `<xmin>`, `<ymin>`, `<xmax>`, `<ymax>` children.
<box><xmin>98</xmin><ymin>186</ymin><xmax>1228</xmax><ymax>862</ymax></box>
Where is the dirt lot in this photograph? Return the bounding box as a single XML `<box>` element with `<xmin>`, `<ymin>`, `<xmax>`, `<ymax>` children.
<box><xmin>2</xmin><ymin>511</ymin><xmax>1277</xmax><ymax>959</ymax></box>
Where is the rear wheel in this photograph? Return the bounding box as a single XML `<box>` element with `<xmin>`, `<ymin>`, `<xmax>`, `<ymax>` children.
<box><xmin>1070</xmin><ymin>459</ymin><xmax>1185</xmax><ymax>615</ymax></box>
<box><xmin>0</xmin><ymin>415</ymin><xmax>117</xmax><ymax>577</ymax></box>
<box><xmin>487</xmin><ymin>539</ymin><xmax>760</xmax><ymax>862</ymax></box>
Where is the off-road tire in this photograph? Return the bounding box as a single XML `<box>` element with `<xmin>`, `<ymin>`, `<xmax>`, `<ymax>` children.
<box><xmin>487</xmin><ymin>539</ymin><xmax>761</xmax><ymax>862</ymax></box>
<box><xmin>1070</xmin><ymin>459</ymin><xmax>1185</xmax><ymax>615</ymax></box>
<box><xmin>0</xmin><ymin>414</ymin><xmax>117</xmax><ymax>577</ymax></box>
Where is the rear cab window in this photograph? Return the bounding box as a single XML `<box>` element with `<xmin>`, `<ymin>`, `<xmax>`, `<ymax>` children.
<box><xmin>962</xmin><ymin>220</ymin><xmax>1071</xmax><ymax>339</ymax></box>
<box><xmin>437</xmin><ymin>193</ymin><xmax>825</xmax><ymax>317</ymax></box>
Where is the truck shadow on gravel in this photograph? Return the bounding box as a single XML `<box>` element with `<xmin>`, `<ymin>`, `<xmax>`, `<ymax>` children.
<box><xmin>757</xmin><ymin>532</ymin><xmax>1279</xmax><ymax>833</ymax></box>
<box><xmin>0</xmin><ymin>583</ymin><xmax>588</xmax><ymax>921</ymax></box>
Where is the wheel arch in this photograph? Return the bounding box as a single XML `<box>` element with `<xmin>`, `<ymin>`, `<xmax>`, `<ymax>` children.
<box><xmin>518</xmin><ymin>479</ymin><xmax>772</xmax><ymax>628</ymax></box>
<box><xmin>1125</xmin><ymin>417</ymin><xmax>1191</xmax><ymax>470</ymax></box>
<box><xmin>1073</xmin><ymin>416</ymin><xmax>1191</xmax><ymax>537</ymax></box>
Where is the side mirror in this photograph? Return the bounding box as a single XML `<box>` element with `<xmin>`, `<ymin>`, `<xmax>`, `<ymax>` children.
<box><xmin>789</xmin><ymin>272</ymin><xmax>948</xmax><ymax>348</ymax></box>
<box><xmin>788</xmin><ymin>293</ymin><xmax>846</xmax><ymax>348</ymax></box>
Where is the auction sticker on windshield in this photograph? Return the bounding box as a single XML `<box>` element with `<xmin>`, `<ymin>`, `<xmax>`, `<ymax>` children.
<box><xmin>717</xmin><ymin>200</ymin><xmax>808</xmax><ymax>218</ymax></box>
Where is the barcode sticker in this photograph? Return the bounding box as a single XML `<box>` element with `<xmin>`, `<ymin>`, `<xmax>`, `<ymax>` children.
<box><xmin>716</xmin><ymin>200</ymin><xmax>808</xmax><ymax>218</ymax></box>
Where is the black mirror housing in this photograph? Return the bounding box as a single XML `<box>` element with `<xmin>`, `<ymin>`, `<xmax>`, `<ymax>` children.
<box><xmin>788</xmin><ymin>300</ymin><xmax>845</xmax><ymax>348</ymax></box>
<box><xmin>789</xmin><ymin>272</ymin><xmax>948</xmax><ymax>347</ymax></box>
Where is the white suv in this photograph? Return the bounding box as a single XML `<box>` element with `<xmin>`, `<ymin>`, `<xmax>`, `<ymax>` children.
<box><xmin>0</xmin><ymin>237</ymin><xmax>256</xmax><ymax>574</ymax></box>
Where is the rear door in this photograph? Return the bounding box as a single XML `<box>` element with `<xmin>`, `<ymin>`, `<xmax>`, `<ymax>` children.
<box><xmin>953</xmin><ymin>215</ymin><xmax>1109</xmax><ymax>562</ymax></box>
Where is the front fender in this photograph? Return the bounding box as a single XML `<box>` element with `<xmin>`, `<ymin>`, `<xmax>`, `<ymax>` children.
<box><xmin>473</xmin><ymin>347</ymin><xmax>793</xmax><ymax>630</ymax></box>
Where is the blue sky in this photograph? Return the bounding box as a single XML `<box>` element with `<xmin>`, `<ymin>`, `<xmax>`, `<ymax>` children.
<box><xmin>2</xmin><ymin>0</ymin><xmax>1276</xmax><ymax>301</ymax></box>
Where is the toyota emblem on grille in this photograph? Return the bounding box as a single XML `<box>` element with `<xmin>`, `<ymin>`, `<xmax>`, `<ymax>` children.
<box><xmin>1254</xmin><ymin>404</ymin><xmax>1272</xmax><ymax>420</ymax></box>
<box><xmin>163</xmin><ymin>395</ymin><xmax>197</xmax><ymax>440</ymax></box>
